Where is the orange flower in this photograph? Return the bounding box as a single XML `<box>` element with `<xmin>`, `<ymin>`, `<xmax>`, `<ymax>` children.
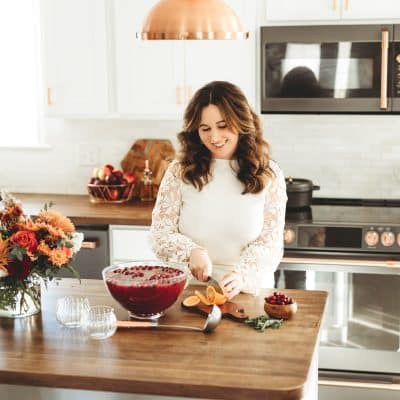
<box><xmin>35</xmin><ymin>222</ymin><xmax>66</xmax><ymax>240</ymax></box>
<box><xmin>48</xmin><ymin>248</ymin><xmax>69</xmax><ymax>267</ymax></box>
<box><xmin>0</xmin><ymin>237</ymin><xmax>10</xmax><ymax>271</ymax></box>
<box><xmin>37</xmin><ymin>240</ymin><xmax>51</xmax><ymax>256</ymax></box>
<box><xmin>6</xmin><ymin>204</ymin><xmax>23</xmax><ymax>219</ymax></box>
<box><xmin>61</xmin><ymin>245</ymin><xmax>73</xmax><ymax>258</ymax></box>
<box><xmin>18</xmin><ymin>218</ymin><xmax>41</xmax><ymax>232</ymax></box>
<box><xmin>36</xmin><ymin>210</ymin><xmax>75</xmax><ymax>234</ymax></box>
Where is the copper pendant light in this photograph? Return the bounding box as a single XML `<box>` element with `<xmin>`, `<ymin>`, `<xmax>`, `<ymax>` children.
<box><xmin>137</xmin><ymin>0</ymin><xmax>249</xmax><ymax>40</ymax></box>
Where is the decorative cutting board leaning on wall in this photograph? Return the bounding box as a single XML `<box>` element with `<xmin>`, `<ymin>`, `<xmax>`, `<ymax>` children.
<box><xmin>121</xmin><ymin>139</ymin><xmax>175</xmax><ymax>198</ymax></box>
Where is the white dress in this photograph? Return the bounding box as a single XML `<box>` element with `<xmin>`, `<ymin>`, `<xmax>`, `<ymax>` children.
<box><xmin>149</xmin><ymin>158</ymin><xmax>287</xmax><ymax>294</ymax></box>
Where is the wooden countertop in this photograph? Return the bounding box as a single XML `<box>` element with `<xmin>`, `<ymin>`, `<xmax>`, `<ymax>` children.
<box><xmin>16</xmin><ymin>193</ymin><xmax>153</xmax><ymax>225</ymax></box>
<box><xmin>0</xmin><ymin>279</ymin><xmax>328</xmax><ymax>400</ymax></box>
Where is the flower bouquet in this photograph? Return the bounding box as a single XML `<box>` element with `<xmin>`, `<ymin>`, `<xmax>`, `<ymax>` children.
<box><xmin>0</xmin><ymin>190</ymin><xmax>83</xmax><ymax>318</ymax></box>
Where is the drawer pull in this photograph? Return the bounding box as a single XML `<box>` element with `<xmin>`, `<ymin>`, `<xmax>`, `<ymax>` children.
<box><xmin>81</xmin><ymin>240</ymin><xmax>98</xmax><ymax>249</ymax></box>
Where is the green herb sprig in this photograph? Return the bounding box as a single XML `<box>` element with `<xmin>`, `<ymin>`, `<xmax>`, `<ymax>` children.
<box><xmin>245</xmin><ymin>315</ymin><xmax>284</xmax><ymax>332</ymax></box>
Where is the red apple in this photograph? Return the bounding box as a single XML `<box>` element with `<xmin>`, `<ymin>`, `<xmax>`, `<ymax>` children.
<box><xmin>108</xmin><ymin>188</ymin><xmax>120</xmax><ymax>201</ymax></box>
<box><xmin>123</xmin><ymin>172</ymin><xmax>136</xmax><ymax>184</ymax></box>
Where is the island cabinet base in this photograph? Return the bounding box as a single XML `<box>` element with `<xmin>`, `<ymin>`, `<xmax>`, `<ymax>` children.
<box><xmin>1</xmin><ymin>385</ymin><xmax>204</xmax><ymax>400</ymax></box>
<box><xmin>1</xmin><ymin>379</ymin><xmax>319</xmax><ymax>400</ymax></box>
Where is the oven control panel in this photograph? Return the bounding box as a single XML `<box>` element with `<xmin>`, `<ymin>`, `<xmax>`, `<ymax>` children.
<box><xmin>284</xmin><ymin>224</ymin><xmax>400</xmax><ymax>253</ymax></box>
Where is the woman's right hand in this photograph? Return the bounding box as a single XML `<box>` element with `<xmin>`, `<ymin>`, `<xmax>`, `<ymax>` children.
<box><xmin>189</xmin><ymin>248</ymin><xmax>212</xmax><ymax>282</ymax></box>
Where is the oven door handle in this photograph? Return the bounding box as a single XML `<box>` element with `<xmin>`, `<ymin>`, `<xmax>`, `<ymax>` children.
<box><xmin>281</xmin><ymin>256</ymin><xmax>400</xmax><ymax>275</ymax></box>
<box><xmin>81</xmin><ymin>240</ymin><xmax>98</xmax><ymax>249</ymax></box>
<box><xmin>282</xmin><ymin>256</ymin><xmax>400</xmax><ymax>268</ymax></box>
<box><xmin>380</xmin><ymin>29</ymin><xmax>389</xmax><ymax>110</ymax></box>
<box><xmin>319</xmin><ymin>371</ymin><xmax>400</xmax><ymax>391</ymax></box>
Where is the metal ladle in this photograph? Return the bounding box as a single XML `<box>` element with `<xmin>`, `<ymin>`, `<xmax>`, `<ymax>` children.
<box><xmin>116</xmin><ymin>304</ymin><xmax>222</xmax><ymax>333</ymax></box>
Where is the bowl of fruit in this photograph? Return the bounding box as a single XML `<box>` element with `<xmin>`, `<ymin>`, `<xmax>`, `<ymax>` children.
<box><xmin>102</xmin><ymin>260</ymin><xmax>188</xmax><ymax>320</ymax></box>
<box><xmin>264</xmin><ymin>291</ymin><xmax>298</xmax><ymax>320</ymax></box>
<box><xmin>88</xmin><ymin>164</ymin><xmax>136</xmax><ymax>203</ymax></box>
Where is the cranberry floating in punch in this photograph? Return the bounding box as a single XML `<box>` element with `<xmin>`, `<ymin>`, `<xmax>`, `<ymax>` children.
<box><xmin>103</xmin><ymin>261</ymin><xmax>188</xmax><ymax>320</ymax></box>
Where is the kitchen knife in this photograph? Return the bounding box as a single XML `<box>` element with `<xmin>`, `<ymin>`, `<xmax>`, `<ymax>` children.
<box><xmin>206</xmin><ymin>276</ymin><xmax>224</xmax><ymax>295</ymax></box>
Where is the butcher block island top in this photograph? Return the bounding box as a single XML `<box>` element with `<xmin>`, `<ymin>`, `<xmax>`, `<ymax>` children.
<box><xmin>16</xmin><ymin>193</ymin><xmax>154</xmax><ymax>225</ymax></box>
<box><xmin>0</xmin><ymin>279</ymin><xmax>328</xmax><ymax>400</ymax></box>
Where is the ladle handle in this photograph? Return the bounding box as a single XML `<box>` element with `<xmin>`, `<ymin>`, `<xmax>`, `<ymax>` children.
<box><xmin>117</xmin><ymin>320</ymin><xmax>202</xmax><ymax>332</ymax></box>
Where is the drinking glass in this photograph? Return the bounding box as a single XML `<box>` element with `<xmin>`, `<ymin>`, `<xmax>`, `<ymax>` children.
<box><xmin>85</xmin><ymin>305</ymin><xmax>117</xmax><ymax>340</ymax></box>
<box><xmin>56</xmin><ymin>296</ymin><xmax>90</xmax><ymax>328</ymax></box>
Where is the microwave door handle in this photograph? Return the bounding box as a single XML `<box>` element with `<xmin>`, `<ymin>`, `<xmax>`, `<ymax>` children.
<box><xmin>380</xmin><ymin>29</ymin><xmax>389</xmax><ymax>110</ymax></box>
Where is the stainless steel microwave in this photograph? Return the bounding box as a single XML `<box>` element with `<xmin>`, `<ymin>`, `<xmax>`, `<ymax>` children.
<box><xmin>261</xmin><ymin>25</ymin><xmax>400</xmax><ymax>113</ymax></box>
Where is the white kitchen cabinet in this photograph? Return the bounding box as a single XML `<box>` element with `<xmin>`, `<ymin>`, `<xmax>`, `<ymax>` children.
<box><xmin>41</xmin><ymin>0</ymin><xmax>109</xmax><ymax>115</ymax></box>
<box><xmin>265</xmin><ymin>0</ymin><xmax>400</xmax><ymax>23</ymax></box>
<box><xmin>110</xmin><ymin>225</ymin><xmax>156</xmax><ymax>264</ymax></box>
<box><xmin>114</xmin><ymin>0</ymin><xmax>185</xmax><ymax>118</ymax></box>
<box><xmin>41</xmin><ymin>0</ymin><xmax>256</xmax><ymax>118</ymax></box>
<box><xmin>114</xmin><ymin>0</ymin><xmax>256</xmax><ymax>117</ymax></box>
<box><xmin>265</xmin><ymin>0</ymin><xmax>340</xmax><ymax>22</ymax></box>
<box><xmin>342</xmin><ymin>0</ymin><xmax>400</xmax><ymax>20</ymax></box>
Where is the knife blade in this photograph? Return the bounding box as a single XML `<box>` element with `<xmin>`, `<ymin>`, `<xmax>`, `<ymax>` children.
<box><xmin>206</xmin><ymin>276</ymin><xmax>224</xmax><ymax>295</ymax></box>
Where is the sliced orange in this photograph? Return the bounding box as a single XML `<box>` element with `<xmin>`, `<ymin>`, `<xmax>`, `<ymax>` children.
<box><xmin>213</xmin><ymin>292</ymin><xmax>228</xmax><ymax>305</ymax></box>
<box><xmin>194</xmin><ymin>290</ymin><xmax>211</xmax><ymax>305</ymax></box>
<box><xmin>206</xmin><ymin>285</ymin><xmax>227</xmax><ymax>305</ymax></box>
<box><xmin>206</xmin><ymin>286</ymin><xmax>217</xmax><ymax>303</ymax></box>
<box><xmin>182</xmin><ymin>295</ymin><xmax>200</xmax><ymax>307</ymax></box>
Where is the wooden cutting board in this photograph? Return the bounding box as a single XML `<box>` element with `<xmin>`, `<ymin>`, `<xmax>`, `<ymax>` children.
<box><xmin>181</xmin><ymin>301</ymin><xmax>249</xmax><ymax>322</ymax></box>
<box><xmin>121</xmin><ymin>139</ymin><xmax>175</xmax><ymax>197</ymax></box>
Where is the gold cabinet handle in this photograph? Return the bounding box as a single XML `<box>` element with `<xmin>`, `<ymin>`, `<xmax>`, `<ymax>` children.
<box><xmin>47</xmin><ymin>87</ymin><xmax>52</xmax><ymax>106</ymax></box>
<box><xmin>81</xmin><ymin>240</ymin><xmax>98</xmax><ymax>249</ymax></box>
<box><xmin>176</xmin><ymin>86</ymin><xmax>182</xmax><ymax>105</ymax></box>
<box><xmin>186</xmin><ymin>85</ymin><xmax>193</xmax><ymax>101</ymax></box>
<box><xmin>380</xmin><ymin>29</ymin><xmax>389</xmax><ymax>110</ymax></box>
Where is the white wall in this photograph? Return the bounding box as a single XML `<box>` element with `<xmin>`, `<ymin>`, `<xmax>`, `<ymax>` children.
<box><xmin>0</xmin><ymin>114</ymin><xmax>399</xmax><ymax>199</ymax></box>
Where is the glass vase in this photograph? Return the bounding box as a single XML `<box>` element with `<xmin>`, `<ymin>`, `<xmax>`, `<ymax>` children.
<box><xmin>0</xmin><ymin>277</ymin><xmax>41</xmax><ymax>318</ymax></box>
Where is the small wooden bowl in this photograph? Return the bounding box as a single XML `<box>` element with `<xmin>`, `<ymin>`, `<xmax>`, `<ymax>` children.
<box><xmin>264</xmin><ymin>301</ymin><xmax>298</xmax><ymax>320</ymax></box>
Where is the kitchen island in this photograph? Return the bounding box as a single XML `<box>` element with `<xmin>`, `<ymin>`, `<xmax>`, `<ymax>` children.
<box><xmin>0</xmin><ymin>279</ymin><xmax>327</xmax><ymax>400</ymax></box>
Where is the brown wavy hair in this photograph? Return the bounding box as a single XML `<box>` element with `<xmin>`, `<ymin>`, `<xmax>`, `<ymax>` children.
<box><xmin>177</xmin><ymin>81</ymin><xmax>274</xmax><ymax>194</ymax></box>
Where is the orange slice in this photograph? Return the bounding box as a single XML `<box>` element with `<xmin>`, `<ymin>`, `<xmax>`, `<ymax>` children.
<box><xmin>206</xmin><ymin>285</ymin><xmax>227</xmax><ymax>305</ymax></box>
<box><xmin>194</xmin><ymin>290</ymin><xmax>211</xmax><ymax>306</ymax></box>
<box><xmin>182</xmin><ymin>295</ymin><xmax>200</xmax><ymax>307</ymax></box>
<box><xmin>214</xmin><ymin>292</ymin><xmax>228</xmax><ymax>305</ymax></box>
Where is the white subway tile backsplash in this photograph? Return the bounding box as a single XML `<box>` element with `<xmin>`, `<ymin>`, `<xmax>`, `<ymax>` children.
<box><xmin>0</xmin><ymin>115</ymin><xmax>399</xmax><ymax>198</ymax></box>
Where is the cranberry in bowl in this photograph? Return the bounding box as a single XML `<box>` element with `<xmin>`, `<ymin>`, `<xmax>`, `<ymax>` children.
<box><xmin>102</xmin><ymin>260</ymin><xmax>188</xmax><ymax>320</ymax></box>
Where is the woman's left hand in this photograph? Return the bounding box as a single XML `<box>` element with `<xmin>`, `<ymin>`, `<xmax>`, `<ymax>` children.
<box><xmin>219</xmin><ymin>271</ymin><xmax>243</xmax><ymax>300</ymax></box>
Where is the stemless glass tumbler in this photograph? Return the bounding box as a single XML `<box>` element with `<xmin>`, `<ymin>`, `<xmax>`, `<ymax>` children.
<box><xmin>56</xmin><ymin>296</ymin><xmax>90</xmax><ymax>328</ymax></box>
<box><xmin>85</xmin><ymin>305</ymin><xmax>117</xmax><ymax>340</ymax></box>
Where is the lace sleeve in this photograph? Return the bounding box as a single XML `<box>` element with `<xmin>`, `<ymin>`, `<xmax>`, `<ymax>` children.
<box><xmin>234</xmin><ymin>161</ymin><xmax>287</xmax><ymax>294</ymax></box>
<box><xmin>149</xmin><ymin>160</ymin><xmax>201</xmax><ymax>263</ymax></box>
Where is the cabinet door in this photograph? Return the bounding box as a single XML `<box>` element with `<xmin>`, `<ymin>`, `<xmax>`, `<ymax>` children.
<box><xmin>41</xmin><ymin>0</ymin><xmax>109</xmax><ymax>115</ymax></box>
<box><xmin>265</xmin><ymin>0</ymin><xmax>340</xmax><ymax>22</ymax></box>
<box><xmin>114</xmin><ymin>0</ymin><xmax>184</xmax><ymax>117</ymax></box>
<box><xmin>342</xmin><ymin>0</ymin><xmax>400</xmax><ymax>20</ymax></box>
<box><xmin>110</xmin><ymin>226</ymin><xmax>156</xmax><ymax>263</ymax></box>
<box><xmin>184</xmin><ymin>0</ymin><xmax>256</xmax><ymax>106</ymax></box>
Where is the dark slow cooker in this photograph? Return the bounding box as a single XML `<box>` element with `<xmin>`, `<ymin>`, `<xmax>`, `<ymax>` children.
<box><xmin>285</xmin><ymin>177</ymin><xmax>320</xmax><ymax>209</ymax></box>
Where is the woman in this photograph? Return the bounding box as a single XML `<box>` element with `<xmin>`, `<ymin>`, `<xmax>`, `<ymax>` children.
<box><xmin>150</xmin><ymin>81</ymin><xmax>287</xmax><ymax>299</ymax></box>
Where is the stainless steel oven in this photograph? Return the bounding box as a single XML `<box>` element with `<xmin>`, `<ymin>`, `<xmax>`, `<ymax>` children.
<box><xmin>261</xmin><ymin>25</ymin><xmax>400</xmax><ymax>113</ymax></box>
<box><xmin>276</xmin><ymin>199</ymin><xmax>400</xmax><ymax>397</ymax></box>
